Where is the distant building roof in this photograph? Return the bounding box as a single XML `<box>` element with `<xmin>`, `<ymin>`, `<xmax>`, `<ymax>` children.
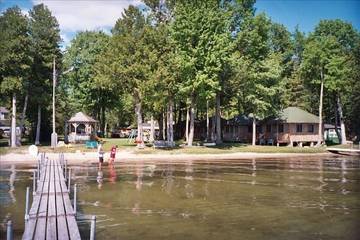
<box><xmin>0</xmin><ymin>107</ymin><xmax>9</xmax><ymax>113</ymax></box>
<box><xmin>278</xmin><ymin>107</ymin><xmax>319</xmax><ymax>123</ymax></box>
<box><xmin>67</xmin><ymin>112</ymin><xmax>98</xmax><ymax>123</ymax></box>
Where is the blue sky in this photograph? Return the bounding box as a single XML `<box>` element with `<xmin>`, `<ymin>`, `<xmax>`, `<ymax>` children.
<box><xmin>1</xmin><ymin>0</ymin><xmax>359</xmax><ymax>48</ymax></box>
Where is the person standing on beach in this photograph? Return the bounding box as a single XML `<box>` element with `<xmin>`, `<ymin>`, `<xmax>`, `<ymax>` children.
<box><xmin>97</xmin><ymin>142</ymin><xmax>104</xmax><ymax>169</ymax></box>
<box><xmin>109</xmin><ymin>145</ymin><xmax>118</xmax><ymax>163</ymax></box>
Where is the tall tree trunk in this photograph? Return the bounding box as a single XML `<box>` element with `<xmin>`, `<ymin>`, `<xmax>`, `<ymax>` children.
<box><xmin>317</xmin><ymin>70</ymin><xmax>324</xmax><ymax>146</ymax></box>
<box><xmin>188</xmin><ymin>95</ymin><xmax>195</xmax><ymax>146</ymax></box>
<box><xmin>150</xmin><ymin>115</ymin><xmax>155</xmax><ymax>143</ymax></box>
<box><xmin>167</xmin><ymin>98</ymin><xmax>174</xmax><ymax>146</ymax></box>
<box><xmin>211</xmin><ymin>115</ymin><xmax>216</xmax><ymax>142</ymax></box>
<box><xmin>35</xmin><ymin>105</ymin><xmax>41</xmax><ymax>145</ymax></box>
<box><xmin>252</xmin><ymin>117</ymin><xmax>256</xmax><ymax>146</ymax></box>
<box><xmin>185</xmin><ymin>105</ymin><xmax>189</xmax><ymax>143</ymax></box>
<box><xmin>167</xmin><ymin>105</ymin><xmax>170</xmax><ymax>142</ymax></box>
<box><xmin>337</xmin><ymin>95</ymin><xmax>347</xmax><ymax>144</ymax></box>
<box><xmin>101</xmin><ymin>106</ymin><xmax>106</xmax><ymax>134</ymax></box>
<box><xmin>134</xmin><ymin>92</ymin><xmax>144</xmax><ymax>148</ymax></box>
<box><xmin>19</xmin><ymin>93</ymin><xmax>28</xmax><ymax>142</ymax></box>
<box><xmin>215</xmin><ymin>93</ymin><xmax>222</xmax><ymax>144</ymax></box>
<box><xmin>334</xmin><ymin>100</ymin><xmax>341</xmax><ymax>141</ymax></box>
<box><xmin>158</xmin><ymin>114</ymin><xmax>164</xmax><ymax>140</ymax></box>
<box><xmin>10</xmin><ymin>93</ymin><xmax>16</xmax><ymax>148</ymax></box>
<box><xmin>163</xmin><ymin>111</ymin><xmax>167</xmax><ymax>141</ymax></box>
<box><xmin>206</xmin><ymin>100</ymin><xmax>209</xmax><ymax>142</ymax></box>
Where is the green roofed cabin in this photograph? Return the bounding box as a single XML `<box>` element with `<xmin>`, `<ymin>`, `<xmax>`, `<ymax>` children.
<box><xmin>261</xmin><ymin>107</ymin><xmax>320</xmax><ymax>146</ymax></box>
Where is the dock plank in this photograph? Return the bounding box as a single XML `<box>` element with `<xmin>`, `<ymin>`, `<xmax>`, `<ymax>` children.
<box><xmin>23</xmin><ymin>157</ymin><xmax>81</xmax><ymax>240</ymax></box>
<box><xmin>46</xmin><ymin>160</ymin><xmax>57</xmax><ymax>240</ymax></box>
<box><xmin>55</xmin><ymin>159</ymin><xmax>70</xmax><ymax>240</ymax></box>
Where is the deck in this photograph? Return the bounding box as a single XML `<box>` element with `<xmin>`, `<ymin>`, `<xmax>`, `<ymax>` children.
<box><xmin>22</xmin><ymin>156</ymin><xmax>81</xmax><ymax>240</ymax></box>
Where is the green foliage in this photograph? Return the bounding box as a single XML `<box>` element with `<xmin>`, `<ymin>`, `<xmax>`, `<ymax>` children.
<box><xmin>0</xmin><ymin>6</ymin><xmax>31</xmax><ymax>95</ymax></box>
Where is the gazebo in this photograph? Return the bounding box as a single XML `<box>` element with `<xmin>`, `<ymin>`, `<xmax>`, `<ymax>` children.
<box><xmin>67</xmin><ymin>112</ymin><xmax>98</xmax><ymax>143</ymax></box>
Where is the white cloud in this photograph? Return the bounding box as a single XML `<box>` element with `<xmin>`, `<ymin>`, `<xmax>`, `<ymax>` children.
<box><xmin>33</xmin><ymin>0</ymin><xmax>141</xmax><ymax>32</ymax></box>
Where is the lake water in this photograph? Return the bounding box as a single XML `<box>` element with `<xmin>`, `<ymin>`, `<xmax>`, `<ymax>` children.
<box><xmin>1</xmin><ymin>156</ymin><xmax>359</xmax><ymax>240</ymax></box>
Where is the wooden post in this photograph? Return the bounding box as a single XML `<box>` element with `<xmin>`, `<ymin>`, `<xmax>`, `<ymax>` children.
<box><xmin>7</xmin><ymin>220</ymin><xmax>13</xmax><ymax>240</ymax></box>
<box><xmin>33</xmin><ymin>170</ymin><xmax>36</xmax><ymax>195</ymax></box>
<box><xmin>90</xmin><ymin>215</ymin><xmax>96</xmax><ymax>240</ymax></box>
<box><xmin>65</xmin><ymin>160</ymin><xmax>68</xmax><ymax>180</ymax></box>
<box><xmin>37</xmin><ymin>160</ymin><xmax>40</xmax><ymax>180</ymax></box>
<box><xmin>68</xmin><ymin>168</ymin><xmax>71</xmax><ymax>192</ymax></box>
<box><xmin>25</xmin><ymin>187</ymin><xmax>30</xmax><ymax>221</ymax></box>
<box><xmin>74</xmin><ymin>183</ymin><xmax>77</xmax><ymax>216</ymax></box>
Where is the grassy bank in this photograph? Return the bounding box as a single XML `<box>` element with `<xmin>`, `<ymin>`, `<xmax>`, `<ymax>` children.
<box><xmin>0</xmin><ymin>138</ymin><xmax>329</xmax><ymax>155</ymax></box>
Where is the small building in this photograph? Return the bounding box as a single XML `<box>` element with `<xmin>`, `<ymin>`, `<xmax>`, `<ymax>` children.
<box><xmin>262</xmin><ymin>107</ymin><xmax>320</xmax><ymax>146</ymax></box>
<box><xmin>324</xmin><ymin>124</ymin><xmax>340</xmax><ymax>144</ymax></box>
<box><xmin>0</xmin><ymin>107</ymin><xmax>9</xmax><ymax>120</ymax></box>
<box><xmin>223</xmin><ymin>115</ymin><xmax>255</xmax><ymax>143</ymax></box>
<box><xmin>67</xmin><ymin>112</ymin><xmax>98</xmax><ymax>143</ymax></box>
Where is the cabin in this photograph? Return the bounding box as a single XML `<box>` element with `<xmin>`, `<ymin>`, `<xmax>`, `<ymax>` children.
<box><xmin>261</xmin><ymin>107</ymin><xmax>320</xmax><ymax>146</ymax></box>
<box><xmin>66</xmin><ymin>112</ymin><xmax>98</xmax><ymax>143</ymax></box>
<box><xmin>223</xmin><ymin>115</ymin><xmax>256</xmax><ymax>143</ymax></box>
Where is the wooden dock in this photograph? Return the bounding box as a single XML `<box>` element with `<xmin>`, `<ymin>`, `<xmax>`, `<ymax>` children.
<box><xmin>327</xmin><ymin>147</ymin><xmax>360</xmax><ymax>156</ymax></box>
<box><xmin>22</xmin><ymin>155</ymin><xmax>81</xmax><ymax>240</ymax></box>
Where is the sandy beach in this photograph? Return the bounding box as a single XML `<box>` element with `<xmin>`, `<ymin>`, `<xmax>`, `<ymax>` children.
<box><xmin>0</xmin><ymin>150</ymin><xmax>334</xmax><ymax>166</ymax></box>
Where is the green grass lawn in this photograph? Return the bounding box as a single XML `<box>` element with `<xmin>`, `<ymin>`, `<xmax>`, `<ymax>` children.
<box><xmin>0</xmin><ymin>138</ymin><xmax>330</xmax><ymax>155</ymax></box>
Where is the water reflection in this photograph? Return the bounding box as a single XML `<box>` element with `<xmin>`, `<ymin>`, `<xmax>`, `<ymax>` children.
<box><xmin>9</xmin><ymin>165</ymin><xmax>16</xmax><ymax>203</ymax></box>
<box><xmin>97</xmin><ymin>170</ymin><xmax>103</xmax><ymax>189</ymax></box>
<box><xmin>1</xmin><ymin>157</ymin><xmax>360</xmax><ymax>240</ymax></box>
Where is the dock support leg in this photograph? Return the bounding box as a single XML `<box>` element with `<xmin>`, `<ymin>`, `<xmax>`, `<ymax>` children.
<box><xmin>33</xmin><ymin>170</ymin><xmax>36</xmax><ymax>195</ymax></box>
<box><xmin>90</xmin><ymin>215</ymin><xmax>96</xmax><ymax>240</ymax></box>
<box><xmin>65</xmin><ymin>160</ymin><xmax>68</xmax><ymax>180</ymax></box>
<box><xmin>37</xmin><ymin>161</ymin><xmax>40</xmax><ymax>181</ymax></box>
<box><xmin>68</xmin><ymin>168</ymin><xmax>71</xmax><ymax>192</ymax></box>
<box><xmin>7</xmin><ymin>220</ymin><xmax>13</xmax><ymax>240</ymax></box>
<box><xmin>74</xmin><ymin>183</ymin><xmax>77</xmax><ymax>216</ymax></box>
<box><xmin>25</xmin><ymin>187</ymin><xmax>30</xmax><ymax>221</ymax></box>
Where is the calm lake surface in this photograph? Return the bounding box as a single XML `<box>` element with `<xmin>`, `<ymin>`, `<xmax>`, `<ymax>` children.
<box><xmin>1</xmin><ymin>156</ymin><xmax>359</xmax><ymax>240</ymax></box>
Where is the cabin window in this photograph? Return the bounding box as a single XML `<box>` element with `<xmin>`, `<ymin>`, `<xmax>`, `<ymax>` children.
<box><xmin>279</xmin><ymin>124</ymin><xmax>284</xmax><ymax>133</ymax></box>
<box><xmin>266</xmin><ymin>124</ymin><xmax>271</xmax><ymax>133</ymax></box>
<box><xmin>257</xmin><ymin>126</ymin><xmax>262</xmax><ymax>133</ymax></box>
<box><xmin>308</xmin><ymin>124</ymin><xmax>314</xmax><ymax>133</ymax></box>
<box><xmin>296</xmin><ymin>124</ymin><xmax>302</xmax><ymax>133</ymax></box>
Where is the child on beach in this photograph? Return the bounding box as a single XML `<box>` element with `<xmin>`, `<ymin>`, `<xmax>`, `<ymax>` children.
<box><xmin>109</xmin><ymin>145</ymin><xmax>118</xmax><ymax>163</ymax></box>
<box><xmin>97</xmin><ymin>142</ymin><xmax>104</xmax><ymax>169</ymax></box>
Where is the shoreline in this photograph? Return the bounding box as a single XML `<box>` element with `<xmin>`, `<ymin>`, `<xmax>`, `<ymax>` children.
<box><xmin>0</xmin><ymin>150</ymin><xmax>336</xmax><ymax>166</ymax></box>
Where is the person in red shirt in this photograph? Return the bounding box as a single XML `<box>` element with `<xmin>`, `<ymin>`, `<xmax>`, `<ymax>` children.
<box><xmin>109</xmin><ymin>145</ymin><xmax>118</xmax><ymax>163</ymax></box>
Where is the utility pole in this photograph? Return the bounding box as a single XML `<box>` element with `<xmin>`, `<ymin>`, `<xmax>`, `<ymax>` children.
<box><xmin>51</xmin><ymin>58</ymin><xmax>57</xmax><ymax>148</ymax></box>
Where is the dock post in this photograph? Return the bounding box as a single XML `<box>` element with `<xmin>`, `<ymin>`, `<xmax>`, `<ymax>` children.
<box><xmin>25</xmin><ymin>187</ymin><xmax>30</xmax><ymax>221</ymax></box>
<box><xmin>6</xmin><ymin>220</ymin><xmax>13</xmax><ymax>240</ymax></box>
<box><xmin>65</xmin><ymin>160</ymin><xmax>68</xmax><ymax>180</ymax></box>
<box><xmin>33</xmin><ymin>170</ymin><xmax>36</xmax><ymax>195</ymax></box>
<box><xmin>68</xmin><ymin>168</ymin><xmax>71</xmax><ymax>192</ymax></box>
<box><xmin>37</xmin><ymin>160</ymin><xmax>40</xmax><ymax>180</ymax></box>
<box><xmin>74</xmin><ymin>183</ymin><xmax>77</xmax><ymax>216</ymax></box>
<box><xmin>90</xmin><ymin>215</ymin><xmax>96</xmax><ymax>240</ymax></box>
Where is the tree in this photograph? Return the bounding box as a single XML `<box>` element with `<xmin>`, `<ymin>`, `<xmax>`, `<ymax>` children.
<box><xmin>171</xmin><ymin>1</ymin><xmax>234</xmax><ymax>146</ymax></box>
<box><xmin>232</xmin><ymin>14</ymin><xmax>282</xmax><ymax>145</ymax></box>
<box><xmin>312</xmin><ymin>20</ymin><xmax>359</xmax><ymax>144</ymax></box>
<box><xmin>62</xmin><ymin>31</ymin><xmax>117</xmax><ymax>135</ymax></box>
<box><xmin>29</xmin><ymin>4</ymin><xmax>61</xmax><ymax>145</ymax></box>
<box><xmin>0</xmin><ymin>7</ymin><xmax>31</xmax><ymax>147</ymax></box>
<box><xmin>97</xmin><ymin>5</ymin><xmax>151</xmax><ymax>147</ymax></box>
<box><xmin>302</xmin><ymin>20</ymin><xmax>359</xmax><ymax>145</ymax></box>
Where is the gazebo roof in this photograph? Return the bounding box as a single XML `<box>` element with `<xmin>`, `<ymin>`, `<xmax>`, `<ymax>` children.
<box><xmin>68</xmin><ymin>112</ymin><xmax>98</xmax><ymax>123</ymax></box>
